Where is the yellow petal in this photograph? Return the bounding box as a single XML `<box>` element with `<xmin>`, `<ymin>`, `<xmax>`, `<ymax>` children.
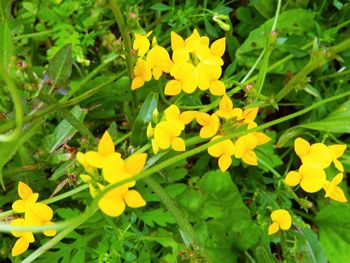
<box><xmin>154</xmin><ymin>122</ymin><xmax>172</xmax><ymax>149</ymax></box>
<box><xmin>125</xmin><ymin>153</ymin><xmax>147</xmax><ymax>175</ymax></box>
<box><xmin>242</xmin><ymin>151</ymin><xmax>258</xmax><ymax>166</ymax></box>
<box><xmin>242</xmin><ymin>107</ymin><xmax>259</xmax><ymax>122</ymax></box>
<box><xmin>12</xmin><ymin>237</ymin><xmax>30</xmax><ymax>257</ymax></box>
<box><xmin>12</xmin><ymin>200</ymin><xmax>26</xmax><ymax>213</ymax></box>
<box><xmin>10</xmin><ymin>218</ymin><xmax>27</xmax><ymax>237</ymax></box>
<box><xmin>180</xmin><ymin>111</ymin><xmax>196</xmax><ymax>124</ymax></box>
<box><xmin>334</xmin><ymin>159</ymin><xmax>344</xmax><ymax>172</ymax></box>
<box><xmin>171</xmin><ymin>137</ymin><xmax>186</xmax><ymax>151</ymax></box>
<box><xmin>98</xmin><ymin>193</ymin><xmax>126</xmax><ymax>217</ymax></box>
<box><xmin>43</xmin><ymin>221</ymin><xmax>57</xmax><ymax>237</ymax></box>
<box><xmin>208</xmin><ymin>136</ymin><xmax>225</xmax><ymax>157</ymax></box>
<box><xmin>124</xmin><ymin>190</ymin><xmax>146</xmax><ymax>208</ymax></box>
<box><xmin>171</xmin><ymin>31</ymin><xmax>185</xmax><ymax>51</ymax></box>
<box><xmin>329</xmin><ymin>144</ymin><xmax>346</xmax><ymax>159</ymax></box>
<box><xmin>218</xmin><ymin>154</ymin><xmax>232</xmax><ymax>172</ymax></box>
<box><xmin>271</xmin><ymin>209</ymin><xmax>292</xmax><ymax>230</ymax></box>
<box><xmin>210</xmin><ymin>37</ymin><xmax>226</xmax><ymax>57</ymax></box>
<box><xmin>131</xmin><ymin>76</ymin><xmax>145</xmax><ymax>90</ymax></box>
<box><xmin>151</xmin><ymin>139</ymin><xmax>159</xmax><ymax>154</ymax></box>
<box><xmin>25</xmin><ymin>203</ymin><xmax>53</xmax><ymax>225</ymax></box>
<box><xmin>303</xmin><ymin>143</ymin><xmax>332</xmax><ymax>169</ymax></box>
<box><xmin>299</xmin><ymin>164</ymin><xmax>326</xmax><ymax>193</ymax></box>
<box><xmin>209</xmin><ymin>80</ymin><xmax>226</xmax><ymax>96</ymax></box>
<box><xmin>268</xmin><ymin>222</ymin><xmax>279</xmax><ymax>235</ymax></box>
<box><xmin>294</xmin><ymin>137</ymin><xmax>310</xmax><ymax>158</ymax></box>
<box><xmin>102</xmin><ymin>158</ymin><xmax>131</xmax><ymax>185</ymax></box>
<box><xmin>328</xmin><ymin>185</ymin><xmax>348</xmax><ymax>202</ymax></box>
<box><xmin>164</xmin><ymin>80</ymin><xmax>182</xmax><ymax>96</ymax></box>
<box><xmin>284</xmin><ymin>171</ymin><xmax>301</xmax><ymax>187</ymax></box>
<box><xmin>18</xmin><ymin>182</ymin><xmax>33</xmax><ymax>200</ymax></box>
<box><xmin>254</xmin><ymin>132</ymin><xmax>271</xmax><ymax>145</ymax></box>
<box><xmin>200</xmin><ymin>126</ymin><xmax>216</xmax><ymax>138</ymax></box>
<box><xmin>98</xmin><ymin>131</ymin><xmax>115</xmax><ymax>157</ymax></box>
<box><xmin>172</xmin><ymin>48</ymin><xmax>189</xmax><ymax>64</ymax></box>
<box><xmin>164</xmin><ymin>104</ymin><xmax>180</xmax><ymax>120</ymax></box>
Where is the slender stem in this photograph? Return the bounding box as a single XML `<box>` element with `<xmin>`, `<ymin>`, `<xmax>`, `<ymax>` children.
<box><xmin>271</xmin><ymin>0</ymin><xmax>282</xmax><ymax>32</ymax></box>
<box><xmin>14</xmin><ymin>30</ymin><xmax>56</xmax><ymax>40</ymax></box>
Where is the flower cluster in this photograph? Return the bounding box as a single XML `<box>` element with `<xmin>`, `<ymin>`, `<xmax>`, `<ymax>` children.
<box><xmin>268</xmin><ymin>209</ymin><xmax>292</xmax><ymax>235</ymax></box>
<box><xmin>10</xmin><ymin>182</ymin><xmax>56</xmax><ymax>256</ymax></box>
<box><xmin>77</xmin><ymin>131</ymin><xmax>146</xmax><ymax>217</ymax></box>
<box><xmin>147</xmin><ymin>95</ymin><xmax>270</xmax><ymax>172</ymax></box>
<box><xmin>131</xmin><ymin>29</ymin><xmax>226</xmax><ymax>96</ymax></box>
<box><xmin>284</xmin><ymin>137</ymin><xmax>347</xmax><ymax>202</ymax></box>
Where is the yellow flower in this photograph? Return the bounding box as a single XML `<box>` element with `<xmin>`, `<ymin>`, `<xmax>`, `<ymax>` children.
<box><xmin>85</xmin><ymin>131</ymin><xmax>122</xmax><ymax>169</ymax></box>
<box><xmin>324</xmin><ymin>173</ymin><xmax>348</xmax><ymax>202</ymax></box>
<box><xmin>196</xmin><ymin>63</ymin><xmax>225</xmax><ymax>96</ymax></box>
<box><xmin>234</xmin><ymin>132</ymin><xmax>270</xmax><ymax>166</ymax></box>
<box><xmin>133</xmin><ymin>31</ymin><xmax>152</xmax><ymax>57</ymax></box>
<box><xmin>195</xmin><ymin>112</ymin><xmax>220</xmax><ymax>138</ymax></box>
<box><xmin>76</xmin><ymin>152</ymin><xmax>94</xmax><ymax>174</ymax></box>
<box><xmin>328</xmin><ymin>144</ymin><xmax>346</xmax><ymax>172</ymax></box>
<box><xmin>268</xmin><ymin>209</ymin><xmax>292</xmax><ymax>235</ymax></box>
<box><xmin>12</xmin><ymin>182</ymin><xmax>39</xmax><ymax>213</ymax></box>
<box><xmin>98</xmin><ymin>185</ymin><xmax>146</xmax><ymax>217</ymax></box>
<box><xmin>165</xmin><ymin>62</ymin><xmax>197</xmax><ymax>95</ymax></box>
<box><xmin>146</xmin><ymin>45</ymin><xmax>173</xmax><ymax>80</ymax></box>
<box><xmin>10</xmin><ymin>218</ymin><xmax>35</xmax><ymax>256</ymax></box>
<box><xmin>131</xmin><ymin>58</ymin><xmax>152</xmax><ymax>90</ymax></box>
<box><xmin>207</xmin><ymin>135</ymin><xmax>235</xmax><ymax>172</ymax></box>
<box><xmin>294</xmin><ymin>138</ymin><xmax>332</xmax><ymax>169</ymax></box>
<box><xmin>103</xmin><ymin>153</ymin><xmax>147</xmax><ymax>188</ymax></box>
<box><xmin>152</xmin><ymin>121</ymin><xmax>185</xmax><ymax>153</ymax></box>
<box><xmin>241</xmin><ymin>107</ymin><xmax>259</xmax><ymax>128</ymax></box>
<box><xmin>216</xmin><ymin>94</ymin><xmax>243</xmax><ymax>120</ymax></box>
<box><xmin>284</xmin><ymin>163</ymin><xmax>327</xmax><ymax>193</ymax></box>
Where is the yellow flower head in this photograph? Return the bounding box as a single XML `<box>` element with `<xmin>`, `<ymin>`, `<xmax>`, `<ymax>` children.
<box><xmin>10</xmin><ymin>218</ymin><xmax>35</xmax><ymax>256</ymax></box>
<box><xmin>103</xmin><ymin>153</ymin><xmax>147</xmax><ymax>188</ymax></box>
<box><xmin>216</xmin><ymin>94</ymin><xmax>243</xmax><ymax>120</ymax></box>
<box><xmin>234</xmin><ymin>132</ymin><xmax>270</xmax><ymax>166</ymax></box>
<box><xmin>328</xmin><ymin>144</ymin><xmax>346</xmax><ymax>172</ymax></box>
<box><xmin>294</xmin><ymin>138</ymin><xmax>332</xmax><ymax>169</ymax></box>
<box><xmin>324</xmin><ymin>173</ymin><xmax>348</xmax><ymax>202</ymax></box>
<box><xmin>284</xmin><ymin>163</ymin><xmax>327</xmax><ymax>193</ymax></box>
<box><xmin>98</xmin><ymin>185</ymin><xmax>146</xmax><ymax>217</ymax></box>
<box><xmin>241</xmin><ymin>107</ymin><xmax>259</xmax><ymax>128</ymax></box>
<box><xmin>165</xmin><ymin>62</ymin><xmax>197</xmax><ymax>95</ymax></box>
<box><xmin>85</xmin><ymin>131</ymin><xmax>122</xmax><ymax>168</ymax></box>
<box><xmin>12</xmin><ymin>182</ymin><xmax>39</xmax><ymax>213</ymax></box>
<box><xmin>195</xmin><ymin>112</ymin><xmax>220</xmax><ymax>138</ymax></box>
<box><xmin>131</xmin><ymin>58</ymin><xmax>152</xmax><ymax>90</ymax></box>
<box><xmin>146</xmin><ymin>45</ymin><xmax>173</xmax><ymax>80</ymax></box>
<box><xmin>152</xmin><ymin>121</ymin><xmax>185</xmax><ymax>153</ymax></box>
<box><xmin>133</xmin><ymin>31</ymin><xmax>152</xmax><ymax>57</ymax></box>
<box><xmin>208</xmin><ymin>135</ymin><xmax>235</xmax><ymax>172</ymax></box>
<box><xmin>76</xmin><ymin>152</ymin><xmax>94</xmax><ymax>174</ymax></box>
<box><xmin>268</xmin><ymin>209</ymin><xmax>292</xmax><ymax>235</ymax></box>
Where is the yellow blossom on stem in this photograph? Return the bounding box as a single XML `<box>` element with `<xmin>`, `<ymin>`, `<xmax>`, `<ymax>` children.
<box><xmin>152</xmin><ymin>121</ymin><xmax>185</xmax><ymax>153</ymax></box>
<box><xmin>324</xmin><ymin>173</ymin><xmax>348</xmax><ymax>202</ymax></box>
<box><xmin>207</xmin><ymin>135</ymin><xmax>235</xmax><ymax>172</ymax></box>
<box><xmin>268</xmin><ymin>209</ymin><xmax>292</xmax><ymax>235</ymax></box>
<box><xmin>10</xmin><ymin>218</ymin><xmax>35</xmax><ymax>256</ymax></box>
<box><xmin>133</xmin><ymin>31</ymin><xmax>152</xmax><ymax>57</ymax></box>
<box><xmin>195</xmin><ymin>112</ymin><xmax>220</xmax><ymax>138</ymax></box>
<box><xmin>76</xmin><ymin>152</ymin><xmax>94</xmax><ymax>174</ymax></box>
<box><xmin>165</xmin><ymin>62</ymin><xmax>197</xmax><ymax>95</ymax></box>
<box><xmin>103</xmin><ymin>153</ymin><xmax>147</xmax><ymax>188</ymax></box>
<box><xmin>241</xmin><ymin>107</ymin><xmax>259</xmax><ymax>128</ymax></box>
<box><xmin>84</xmin><ymin>131</ymin><xmax>122</xmax><ymax>169</ymax></box>
<box><xmin>284</xmin><ymin>163</ymin><xmax>327</xmax><ymax>193</ymax></box>
<box><xmin>12</xmin><ymin>182</ymin><xmax>39</xmax><ymax>213</ymax></box>
<box><xmin>216</xmin><ymin>94</ymin><xmax>243</xmax><ymax>120</ymax></box>
<box><xmin>146</xmin><ymin>45</ymin><xmax>173</xmax><ymax>80</ymax></box>
<box><xmin>131</xmin><ymin>58</ymin><xmax>152</xmax><ymax>90</ymax></box>
<box><xmin>328</xmin><ymin>144</ymin><xmax>346</xmax><ymax>172</ymax></box>
<box><xmin>234</xmin><ymin>132</ymin><xmax>270</xmax><ymax>166</ymax></box>
<box><xmin>98</xmin><ymin>184</ymin><xmax>146</xmax><ymax>217</ymax></box>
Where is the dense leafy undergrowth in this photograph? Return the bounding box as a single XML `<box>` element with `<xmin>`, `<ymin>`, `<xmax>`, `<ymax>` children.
<box><xmin>1</xmin><ymin>0</ymin><xmax>350</xmax><ymax>262</ymax></box>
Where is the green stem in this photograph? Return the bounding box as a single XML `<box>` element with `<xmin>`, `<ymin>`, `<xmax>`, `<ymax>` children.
<box><xmin>143</xmin><ymin>177</ymin><xmax>211</xmax><ymax>262</ymax></box>
<box><xmin>0</xmin><ymin>69</ymin><xmax>23</xmax><ymax>142</ymax></box>
<box><xmin>14</xmin><ymin>30</ymin><xmax>56</xmax><ymax>40</ymax></box>
<box><xmin>276</xmin><ymin>38</ymin><xmax>350</xmax><ymax>102</ymax></box>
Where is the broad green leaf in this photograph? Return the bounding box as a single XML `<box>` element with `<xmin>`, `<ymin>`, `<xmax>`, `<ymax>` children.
<box><xmin>42</xmin><ymin>106</ymin><xmax>86</xmax><ymax>153</ymax></box>
<box><xmin>0</xmin><ymin>22</ymin><xmax>13</xmax><ymax>70</ymax></box>
<box><xmin>315</xmin><ymin>203</ymin><xmax>350</xmax><ymax>263</ymax></box>
<box><xmin>47</xmin><ymin>44</ymin><xmax>72</xmax><ymax>88</ymax></box>
<box><xmin>150</xmin><ymin>3</ymin><xmax>172</xmax><ymax>11</ymax></box>
<box><xmin>252</xmin><ymin>0</ymin><xmax>275</xmax><ymax>18</ymax></box>
<box><xmin>131</xmin><ymin>92</ymin><xmax>159</xmax><ymax>146</ymax></box>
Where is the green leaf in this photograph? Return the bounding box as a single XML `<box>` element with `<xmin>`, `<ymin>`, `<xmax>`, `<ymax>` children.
<box><xmin>252</xmin><ymin>0</ymin><xmax>275</xmax><ymax>18</ymax></box>
<box><xmin>42</xmin><ymin>106</ymin><xmax>86</xmax><ymax>153</ymax></box>
<box><xmin>131</xmin><ymin>92</ymin><xmax>159</xmax><ymax>146</ymax></box>
<box><xmin>139</xmin><ymin>208</ymin><xmax>176</xmax><ymax>227</ymax></box>
<box><xmin>255</xmin><ymin>246</ymin><xmax>278</xmax><ymax>263</ymax></box>
<box><xmin>0</xmin><ymin>22</ymin><xmax>13</xmax><ymax>70</ymax></box>
<box><xmin>47</xmin><ymin>44</ymin><xmax>72</xmax><ymax>88</ymax></box>
<box><xmin>150</xmin><ymin>3</ymin><xmax>172</xmax><ymax>11</ymax></box>
<box><xmin>315</xmin><ymin>203</ymin><xmax>350</xmax><ymax>263</ymax></box>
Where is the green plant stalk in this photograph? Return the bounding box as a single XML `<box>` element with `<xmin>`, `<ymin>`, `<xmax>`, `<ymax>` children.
<box><xmin>14</xmin><ymin>30</ymin><xmax>56</xmax><ymax>40</ymax></box>
<box><xmin>38</xmin><ymin>92</ymin><xmax>96</xmax><ymax>144</ymax></box>
<box><xmin>0</xmin><ymin>69</ymin><xmax>23</xmax><ymax>142</ymax></box>
<box><xmin>4</xmin><ymin>87</ymin><xmax>349</xmax><ymax>233</ymax></box>
<box><xmin>276</xmin><ymin>38</ymin><xmax>350</xmax><ymax>102</ymax></box>
<box><xmin>142</xmin><ymin>177</ymin><xmax>212</xmax><ymax>262</ymax></box>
